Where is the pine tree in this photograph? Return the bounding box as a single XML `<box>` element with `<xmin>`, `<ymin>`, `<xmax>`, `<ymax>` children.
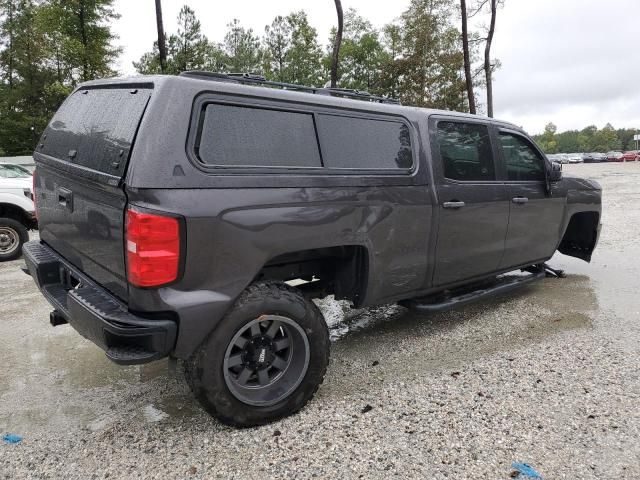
<box><xmin>263</xmin><ymin>16</ymin><xmax>291</xmax><ymax>81</ymax></box>
<box><xmin>0</xmin><ymin>0</ymin><xmax>118</xmax><ymax>155</ymax></box>
<box><xmin>223</xmin><ymin>19</ymin><xmax>262</xmax><ymax>73</ymax></box>
<box><xmin>42</xmin><ymin>0</ymin><xmax>121</xmax><ymax>83</ymax></box>
<box><xmin>173</xmin><ymin>5</ymin><xmax>210</xmax><ymax>72</ymax></box>
<box><xmin>134</xmin><ymin>5</ymin><xmax>222</xmax><ymax>75</ymax></box>
<box><xmin>284</xmin><ymin>12</ymin><xmax>323</xmax><ymax>86</ymax></box>
<box><xmin>394</xmin><ymin>0</ymin><xmax>468</xmax><ymax>110</ymax></box>
<box><xmin>0</xmin><ymin>0</ymin><xmax>52</xmax><ymax>154</ymax></box>
<box><xmin>330</xmin><ymin>9</ymin><xmax>388</xmax><ymax>93</ymax></box>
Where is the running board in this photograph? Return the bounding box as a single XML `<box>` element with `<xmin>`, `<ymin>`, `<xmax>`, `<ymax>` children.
<box><xmin>400</xmin><ymin>270</ymin><xmax>546</xmax><ymax>312</ymax></box>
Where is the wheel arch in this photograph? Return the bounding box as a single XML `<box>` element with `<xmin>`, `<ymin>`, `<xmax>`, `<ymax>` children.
<box><xmin>0</xmin><ymin>201</ymin><xmax>35</xmax><ymax>229</ymax></box>
<box><xmin>558</xmin><ymin>211</ymin><xmax>600</xmax><ymax>262</ymax></box>
<box><xmin>254</xmin><ymin>245</ymin><xmax>370</xmax><ymax>307</ymax></box>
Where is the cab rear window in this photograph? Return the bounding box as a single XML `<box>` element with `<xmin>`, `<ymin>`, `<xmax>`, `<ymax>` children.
<box><xmin>39</xmin><ymin>88</ymin><xmax>151</xmax><ymax>177</ymax></box>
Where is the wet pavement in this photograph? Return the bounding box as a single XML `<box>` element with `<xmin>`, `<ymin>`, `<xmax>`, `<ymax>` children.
<box><xmin>1</xmin><ymin>162</ymin><xmax>639</xmax><ymax>479</ymax></box>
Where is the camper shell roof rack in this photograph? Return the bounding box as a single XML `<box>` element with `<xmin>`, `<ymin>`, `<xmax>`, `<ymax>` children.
<box><xmin>179</xmin><ymin>71</ymin><xmax>401</xmax><ymax>105</ymax></box>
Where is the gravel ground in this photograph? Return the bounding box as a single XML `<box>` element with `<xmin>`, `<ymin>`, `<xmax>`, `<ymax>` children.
<box><xmin>1</xmin><ymin>162</ymin><xmax>639</xmax><ymax>479</ymax></box>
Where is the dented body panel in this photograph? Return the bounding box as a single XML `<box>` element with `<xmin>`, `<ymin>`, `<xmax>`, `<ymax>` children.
<box><xmin>125</xmin><ymin>186</ymin><xmax>433</xmax><ymax>358</ymax></box>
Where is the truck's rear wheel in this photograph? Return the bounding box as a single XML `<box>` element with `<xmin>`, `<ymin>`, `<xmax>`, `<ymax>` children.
<box><xmin>0</xmin><ymin>218</ymin><xmax>28</xmax><ymax>261</ymax></box>
<box><xmin>185</xmin><ymin>281</ymin><xmax>329</xmax><ymax>427</ymax></box>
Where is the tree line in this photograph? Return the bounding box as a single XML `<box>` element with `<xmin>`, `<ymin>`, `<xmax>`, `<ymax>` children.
<box><xmin>0</xmin><ymin>0</ymin><xmax>119</xmax><ymax>155</ymax></box>
<box><xmin>0</xmin><ymin>0</ymin><xmax>500</xmax><ymax>156</ymax></box>
<box><xmin>533</xmin><ymin>122</ymin><xmax>639</xmax><ymax>154</ymax></box>
<box><xmin>136</xmin><ymin>1</ymin><xmax>499</xmax><ymax>111</ymax></box>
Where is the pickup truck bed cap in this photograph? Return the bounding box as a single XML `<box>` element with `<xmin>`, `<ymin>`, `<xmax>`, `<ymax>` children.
<box><xmin>79</xmin><ymin>74</ymin><xmax>522</xmax><ymax>132</ymax></box>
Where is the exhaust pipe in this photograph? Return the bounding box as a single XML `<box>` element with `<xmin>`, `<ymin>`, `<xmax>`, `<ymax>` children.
<box><xmin>50</xmin><ymin>310</ymin><xmax>68</xmax><ymax>326</ymax></box>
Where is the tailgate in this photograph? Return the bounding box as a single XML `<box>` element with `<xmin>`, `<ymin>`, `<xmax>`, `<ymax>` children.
<box><xmin>34</xmin><ymin>86</ymin><xmax>152</xmax><ymax>301</ymax></box>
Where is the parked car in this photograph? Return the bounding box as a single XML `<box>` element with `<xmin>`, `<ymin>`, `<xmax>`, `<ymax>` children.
<box><xmin>1</xmin><ymin>163</ymin><xmax>32</xmax><ymax>176</ymax></box>
<box><xmin>23</xmin><ymin>72</ymin><xmax>602</xmax><ymax>426</ymax></box>
<box><xmin>0</xmin><ymin>163</ymin><xmax>37</xmax><ymax>261</ymax></box>
<box><xmin>583</xmin><ymin>153</ymin><xmax>606</xmax><ymax>163</ymax></box>
<box><xmin>546</xmin><ymin>153</ymin><xmax>562</xmax><ymax>164</ymax></box>
<box><xmin>567</xmin><ymin>153</ymin><xmax>584</xmax><ymax>164</ymax></box>
<box><xmin>0</xmin><ymin>162</ymin><xmax>37</xmax><ymax>173</ymax></box>
<box><xmin>606</xmin><ymin>151</ymin><xmax>625</xmax><ymax>162</ymax></box>
<box><xmin>622</xmin><ymin>150</ymin><xmax>639</xmax><ymax>161</ymax></box>
<box><xmin>16</xmin><ymin>163</ymin><xmax>36</xmax><ymax>173</ymax></box>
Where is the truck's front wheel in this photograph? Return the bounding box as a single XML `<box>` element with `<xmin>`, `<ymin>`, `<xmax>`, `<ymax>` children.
<box><xmin>185</xmin><ymin>281</ymin><xmax>330</xmax><ymax>427</ymax></box>
<box><xmin>0</xmin><ymin>218</ymin><xmax>28</xmax><ymax>261</ymax></box>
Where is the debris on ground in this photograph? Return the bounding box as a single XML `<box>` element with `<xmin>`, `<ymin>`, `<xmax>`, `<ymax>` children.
<box><xmin>2</xmin><ymin>434</ymin><xmax>23</xmax><ymax>444</ymax></box>
<box><xmin>511</xmin><ymin>462</ymin><xmax>542</xmax><ymax>479</ymax></box>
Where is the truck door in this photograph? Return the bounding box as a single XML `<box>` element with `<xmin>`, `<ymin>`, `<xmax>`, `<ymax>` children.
<box><xmin>431</xmin><ymin>119</ymin><xmax>510</xmax><ymax>286</ymax></box>
<box><xmin>495</xmin><ymin>129</ymin><xmax>565</xmax><ymax>269</ymax></box>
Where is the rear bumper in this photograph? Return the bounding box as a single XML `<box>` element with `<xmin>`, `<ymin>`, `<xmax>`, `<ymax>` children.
<box><xmin>23</xmin><ymin>241</ymin><xmax>177</xmax><ymax>365</ymax></box>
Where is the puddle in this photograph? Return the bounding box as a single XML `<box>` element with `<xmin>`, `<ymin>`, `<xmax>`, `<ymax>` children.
<box><xmin>313</xmin><ymin>270</ymin><xmax>598</xmax><ymax>398</ymax></box>
<box><xmin>319</xmin><ymin>271</ymin><xmax>597</xmax><ymax>345</ymax></box>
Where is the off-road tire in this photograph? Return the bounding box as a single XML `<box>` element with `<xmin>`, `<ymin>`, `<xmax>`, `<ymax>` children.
<box><xmin>0</xmin><ymin>218</ymin><xmax>28</xmax><ymax>261</ymax></box>
<box><xmin>185</xmin><ymin>281</ymin><xmax>330</xmax><ymax>427</ymax></box>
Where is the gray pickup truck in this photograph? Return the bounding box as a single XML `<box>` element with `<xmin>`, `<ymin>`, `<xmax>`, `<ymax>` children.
<box><xmin>23</xmin><ymin>72</ymin><xmax>601</xmax><ymax>426</ymax></box>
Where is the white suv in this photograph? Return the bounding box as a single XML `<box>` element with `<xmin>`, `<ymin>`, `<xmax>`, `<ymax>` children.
<box><xmin>0</xmin><ymin>163</ymin><xmax>36</xmax><ymax>261</ymax></box>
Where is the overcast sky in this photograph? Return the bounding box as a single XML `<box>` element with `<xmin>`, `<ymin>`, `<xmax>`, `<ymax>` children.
<box><xmin>112</xmin><ymin>0</ymin><xmax>640</xmax><ymax>135</ymax></box>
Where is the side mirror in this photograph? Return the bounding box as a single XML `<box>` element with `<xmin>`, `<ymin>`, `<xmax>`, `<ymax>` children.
<box><xmin>548</xmin><ymin>161</ymin><xmax>562</xmax><ymax>182</ymax></box>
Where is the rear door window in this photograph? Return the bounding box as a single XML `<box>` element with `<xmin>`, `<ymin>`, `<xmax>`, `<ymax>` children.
<box><xmin>39</xmin><ymin>88</ymin><xmax>152</xmax><ymax>177</ymax></box>
<box><xmin>436</xmin><ymin>121</ymin><xmax>496</xmax><ymax>181</ymax></box>
<box><xmin>197</xmin><ymin>104</ymin><xmax>322</xmax><ymax>168</ymax></box>
<box><xmin>498</xmin><ymin>132</ymin><xmax>546</xmax><ymax>181</ymax></box>
<box><xmin>316</xmin><ymin>115</ymin><xmax>413</xmax><ymax>169</ymax></box>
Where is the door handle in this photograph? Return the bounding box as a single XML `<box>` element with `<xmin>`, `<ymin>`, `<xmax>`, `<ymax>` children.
<box><xmin>512</xmin><ymin>196</ymin><xmax>529</xmax><ymax>205</ymax></box>
<box><xmin>58</xmin><ymin>188</ymin><xmax>73</xmax><ymax>212</ymax></box>
<box><xmin>443</xmin><ymin>201</ymin><xmax>466</xmax><ymax>209</ymax></box>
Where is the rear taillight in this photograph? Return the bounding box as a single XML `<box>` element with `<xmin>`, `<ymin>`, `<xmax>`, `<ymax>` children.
<box><xmin>126</xmin><ymin>207</ymin><xmax>180</xmax><ymax>287</ymax></box>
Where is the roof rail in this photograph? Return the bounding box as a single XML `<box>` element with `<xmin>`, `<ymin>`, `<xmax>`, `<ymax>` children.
<box><xmin>179</xmin><ymin>71</ymin><xmax>401</xmax><ymax>105</ymax></box>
